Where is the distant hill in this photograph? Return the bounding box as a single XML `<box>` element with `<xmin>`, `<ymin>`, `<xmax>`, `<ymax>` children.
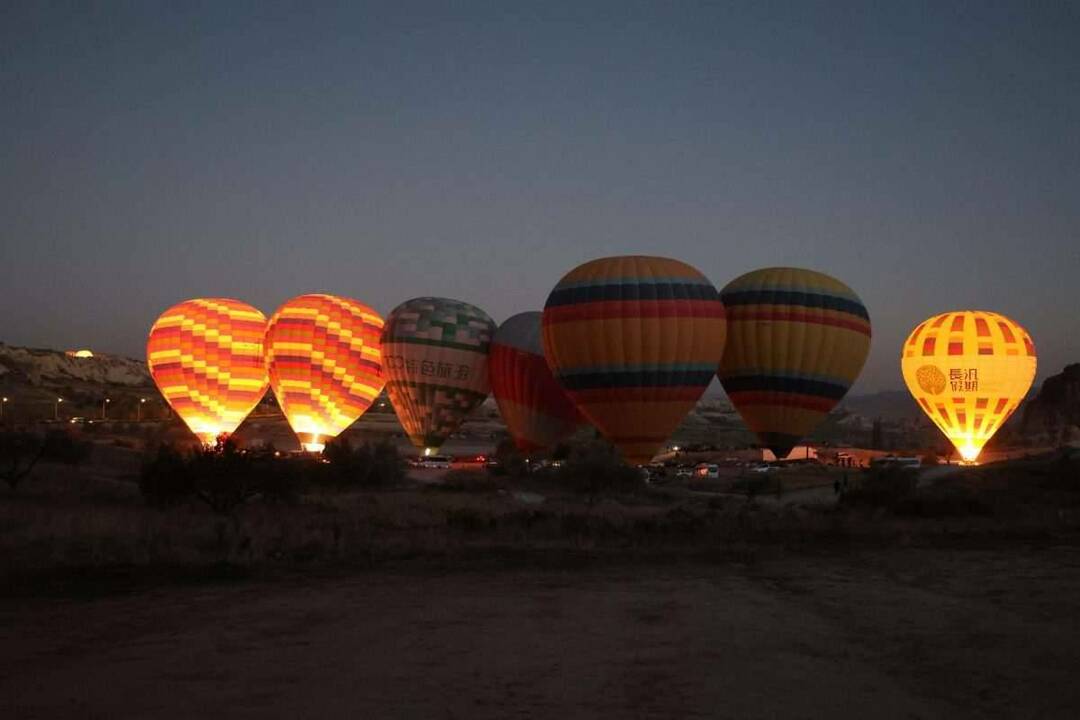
<box><xmin>1022</xmin><ymin>364</ymin><xmax>1080</xmax><ymax>444</ymax></box>
<box><xmin>837</xmin><ymin>390</ymin><xmax>922</xmax><ymax>422</ymax></box>
<box><xmin>0</xmin><ymin>344</ymin><xmax>149</xmax><ymax>388</ymax></box>
<box><xmin>0</xmin><ymin>343</ymin><xmax>153</xmax><ymax>420</ymax></box>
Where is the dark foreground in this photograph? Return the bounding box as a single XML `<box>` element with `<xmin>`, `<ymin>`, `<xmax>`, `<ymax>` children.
<box><xmin>3</xmin><ymin>548</ymin><xmax>1080</xmax><ymax>719</ymax></box>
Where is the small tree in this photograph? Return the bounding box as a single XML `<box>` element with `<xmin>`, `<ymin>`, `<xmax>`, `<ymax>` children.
<box><xmin>0</xmin><ymin>430</ymin><xmax>45</xmax><ymax>490</ymax></box>
<box><xmin>139</xmin><ymin>443</ymin><xmax>194</xmax><ymax>507</ymax></box>
<box><xmin>552</xmin><ymin>440</ymin><xmax>643</xmax><ymax>504</ymax></box>
<box><xmin>493</xmin><ymin>437</ymin><xmax>525</xmax><ymax>476</ymax></box>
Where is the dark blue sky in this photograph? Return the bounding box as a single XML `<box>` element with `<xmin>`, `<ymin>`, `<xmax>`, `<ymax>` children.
<box><xmin>2</xmin><ymin>1</ymin><xmax>1077</xmax><ymax>392</ymax></box>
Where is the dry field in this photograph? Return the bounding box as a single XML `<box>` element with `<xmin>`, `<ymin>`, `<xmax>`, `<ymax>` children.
<box><xmin>3</xmin><ymin>548</ymin><xmax>1080</xmax><ymax>719</ymax></box>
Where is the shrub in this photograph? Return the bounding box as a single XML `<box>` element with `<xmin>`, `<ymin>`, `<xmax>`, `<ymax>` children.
<box><xmin>840</xmin><ymin>465</ymin><xmax>918</xmax><ymax>509</ymax></box>
<box><xmin>492</xmin><ymin>437</ymin><xmax>526</xmax><ymax>476</ymax></box>
<box><xmin>140</xmin><ymin>438</ymin><xmax>293</xmax><ymax>513</ymax></box>
<box><xmin>551</xmin><ymin>440</ymin><xmax>644</xmax><ymax>502</ymax></box>
<box><xmin>321</xmin><ymin>437</ymin><xmax>405</xmax><ymax>488</ymax></box>
<box><xmin>0</xmin><ymin>430</ymin><xmax>45</xmax><ymax>490</ymax></box>
<box><xmin>139</xmin><ymin>443</ymin><xmax>196</xmax><ymax>507</ymax></box>
<box><xmin>139</xmin><ymin>437</ymin><xmax>407</xmax><ymax>511</ymax></box>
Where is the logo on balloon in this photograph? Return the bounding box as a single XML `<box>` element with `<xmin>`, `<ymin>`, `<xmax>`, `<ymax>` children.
<box><xmin>916</xmin><ymin>365</ymin><xmax>947</xmax><ymax>395</ymax></box>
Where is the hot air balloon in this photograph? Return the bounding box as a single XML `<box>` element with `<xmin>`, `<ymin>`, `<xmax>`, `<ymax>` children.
<box><xmin>489</xmin><ymin>312</ymin><xmax>584</xmax><ymax>453</ymax></box>
<box><xmin>146</xmin><ymin>298</ymin><xmax>269</xmax><ymax>445</ymax></box>
<box><xmin>382</xmin><ymin>297</ymin><xmax>495</xmax><ymax>454</ymax></box>
<box><xmin>542</xmin><ymin>256</ymin><xmax>727</xmax><ymax>465</ymax></box>
<box><xmin>901</xmin><ymin>311</ymin><xmax>1036</xmax><ymax>463</ymax></box>
<box><xmin>718</xmin><ymin>267</ymin><xmax>871</xmax><ymax>460</ymax></box>
<box><xmin>264</xmin><ymin>294</ymin><xmax>386</xmax><ymax>452</ymax></box>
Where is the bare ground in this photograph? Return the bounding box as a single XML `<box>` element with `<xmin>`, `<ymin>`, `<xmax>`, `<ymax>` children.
<box><xmin>3</xmin><ymin>547</ymin><xmax>1080</xmax><ymax>719</ymax></box>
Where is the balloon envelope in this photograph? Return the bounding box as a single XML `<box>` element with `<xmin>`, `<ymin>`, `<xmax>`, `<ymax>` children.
<box><xmin>146</xmin><ymin>298</ymin><xmax>269</xmax><ymax>445</ymax></box>
<box><xmin>542</xmin><ymin>256</ymin><xmax>727</xmax><ymax>465</ymax></box>
<box><xmin>264</xmin><ymin>294</ymin><xmax>386</xmax><ymax>452</ymax></box>
<box><xmin>718</xmin><ymin>267</ymin><xmax>871</xmax><ymax>460</ymax></box>
<box><xmin>382</xmin><ymin>297</ymin><xmax>495</xmax><ymax>453</ymax></box>
<box><xmin>901</xmin><ymin>310</ymin><xmax>1036</xmax><ymax>463</ymax></box>
<box><xmin>489</xmin><ymin>312</ymin><xmax>583</xmax><ymax>453</ymax></box>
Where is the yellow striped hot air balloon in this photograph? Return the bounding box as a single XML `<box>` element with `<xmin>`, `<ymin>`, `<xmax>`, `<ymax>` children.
<box><xmin>542</xmin><ymin>256</ymin><xmax>727</xmax><ymax>465</ymax></box>
<box><xmin>901</xmin><ymin>311</ymin><xmax>1036</xmax><ymax>463</ymax></box>
<box><xmin>264</xmin><ymin>294</ymin><xmax>386</xmax><ymax>452</ymax></box>
<box><xmin>718</xmin><ymin>267</ymin><xmax>871</xmax><ymax>460</ymax></box>
<box><xmin>146</xmin><ymin>298</ymin><xmax>269</xmax><ymax>445</ymax></box>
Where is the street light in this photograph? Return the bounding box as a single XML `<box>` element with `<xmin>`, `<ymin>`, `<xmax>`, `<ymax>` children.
<box><xmin>1</xmin><ymin>396</ymin><xmax>8</xmax><ymax>421</ymax></box>
<box><xmin>55</xmin><ymin>397</ymin><xmax>63</xmax><ymax>421</ymax></box>
<box><xmin>138</xmin><ymin>397</ymin><xmax>146</xmax><ymax>422</ymax></box>
<box><xmin>102</xmin><ymin>397</ymin><xmax>111</xmax><ymax>420</ymax></box>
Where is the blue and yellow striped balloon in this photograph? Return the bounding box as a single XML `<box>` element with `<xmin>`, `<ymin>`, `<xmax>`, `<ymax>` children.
<box><xmin>718</xmin><ymin>267</ymin><xmax>871</xmax><ymax>459</ymax></box>
<box><xmin>542</xmin><ymin>256</ymin><xmax>727</xmax><ymax>465</ymax></box>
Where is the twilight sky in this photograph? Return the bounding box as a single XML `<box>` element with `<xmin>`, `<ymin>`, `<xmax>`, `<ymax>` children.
<box><xmin>1</xmin><ymin>1</ymin><xmax>1077</xmax><ymax>393</ymax></box>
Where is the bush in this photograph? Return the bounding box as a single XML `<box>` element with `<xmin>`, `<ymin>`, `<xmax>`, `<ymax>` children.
<box><xmin>551</xmin><ymin>440</ymin><xmax>644</xmax><ymax>502</ymax></box>
<box><xmin>139</xmin><ymin>443</ymin><xmax>195</xmax><ymax>507</ymax></box>
<box><xmin>321</xmin><ymin>437</ymin><xmax>405</xmax><ymax>488</ymax></box>
<box><xmin>139</xmin><ymin>437</ymin><xmax>406</xmax><ymax>512</ymax></box>
<box><xmin>0</xmin><ymin>430</ymin><xmax>45</xmax><ymax>490</ymax></box>
<box><xmin>0</xmin><ymin>429</ymin><xmax>90</xmax><ymax>490</ymax></box>
<box><xmin>492</xmin><ymin>438</ymin><xmax>526</xmax><ymax>476</ymax></box>
<box><xmin>140</xmin><ymin>438</ymin><xmax>296</xmax><ymax>513</ymax></box>
<box><xmin>840</xmin><ymin>466</ymin><xmax>918</xmax><ymax>509</ymax></box>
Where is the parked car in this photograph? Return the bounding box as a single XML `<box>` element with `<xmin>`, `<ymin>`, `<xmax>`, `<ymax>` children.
<box><xmin>694</xmin><ymin>463</ymin><xmax>720</xmax><ymax>480</ymax></box>
<box><xmin>418</xmin><ymin>454</ymin><xmax>452</xmax><ymax>469</ymax></box>
<box><xmin>451</xmin><ymin>454</ymin><xmax>487</xmax><ymax>469</ymax></box>
<box><xmin>675</xmin><ymin>466</ymin><xmax>694</xmax><ymax>479</ymax></box>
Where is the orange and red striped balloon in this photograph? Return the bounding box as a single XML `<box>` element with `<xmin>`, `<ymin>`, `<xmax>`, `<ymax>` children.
<box><xmin>147</xmin><ymin>298</ymin><xmax>269</xmax><ymax>445</ymax></box>
<box><xmin>264</xmin><ymin>294</ymin><xmax>386</xmax><ymax>452</ymax></box>
<box><xmin>489</xmin><ymin>312</ymin><xmax>583</xmax><ymax>453</ymax></box>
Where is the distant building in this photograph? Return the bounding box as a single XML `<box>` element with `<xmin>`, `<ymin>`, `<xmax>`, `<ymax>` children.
<box><xmin>762</xmin><ymin>446</ymin><xmax>818</xmax><ymax>462</ymax></box>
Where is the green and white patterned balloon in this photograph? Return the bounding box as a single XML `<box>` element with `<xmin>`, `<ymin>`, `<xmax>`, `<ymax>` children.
<box><xmin>381</xmin><ymin>297</ymin><xmax>495</xmax><ymax>452</ymax></box>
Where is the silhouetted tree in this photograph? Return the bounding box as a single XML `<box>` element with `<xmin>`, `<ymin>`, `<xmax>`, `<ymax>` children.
<box><xmin>0</xmin><ymin>430</ymin><xmax>45</xmax><ymax>490</ymax></box>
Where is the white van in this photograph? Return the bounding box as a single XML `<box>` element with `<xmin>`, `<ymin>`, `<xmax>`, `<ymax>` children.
<box><xmin>418</xmin><ymin>454</ymin><xmax>452</xmax><ymax>469</ymax></box>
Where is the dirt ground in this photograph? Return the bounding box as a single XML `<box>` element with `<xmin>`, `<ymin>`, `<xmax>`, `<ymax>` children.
<box><xmin>3</xmin><ymin>547</ymin><xmax>1080</xmax><ymax>719</ymax></box>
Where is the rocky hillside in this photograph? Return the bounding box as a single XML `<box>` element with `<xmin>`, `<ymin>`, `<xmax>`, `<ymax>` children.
<box><xmin>0</xmin><ymin>344</ymin><xmax>154</xmax><ymax>421</ymax></box>
<box><xmin>1022</xmin><ymin>364</ymin><xmax>1080</xmax><ymax>444</ymax></box>
<box><xmin>0</xmin><ymin>344</ymin><xmax>150</xmax><ymax>389</ymax></box>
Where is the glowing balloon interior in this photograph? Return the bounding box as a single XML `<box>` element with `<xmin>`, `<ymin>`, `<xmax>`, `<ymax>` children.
<box><xmin>718</xmin><ymin>267</ymin><xmax>871</xmax><ymax>460</ymax></box>
<box><xmin>146</xmin><ymin>298</ymin><xmax>269</xmax><ymax>445</ymax></box>
<box><xmin>902</xmin><ymin>311</ymin><xmax>1036</xmax><ymax>463</ymax></box>
<box><xmin>264</xmin><ymin>294</ymin><xmax>386</xmax><ymax>452</ymax></box>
